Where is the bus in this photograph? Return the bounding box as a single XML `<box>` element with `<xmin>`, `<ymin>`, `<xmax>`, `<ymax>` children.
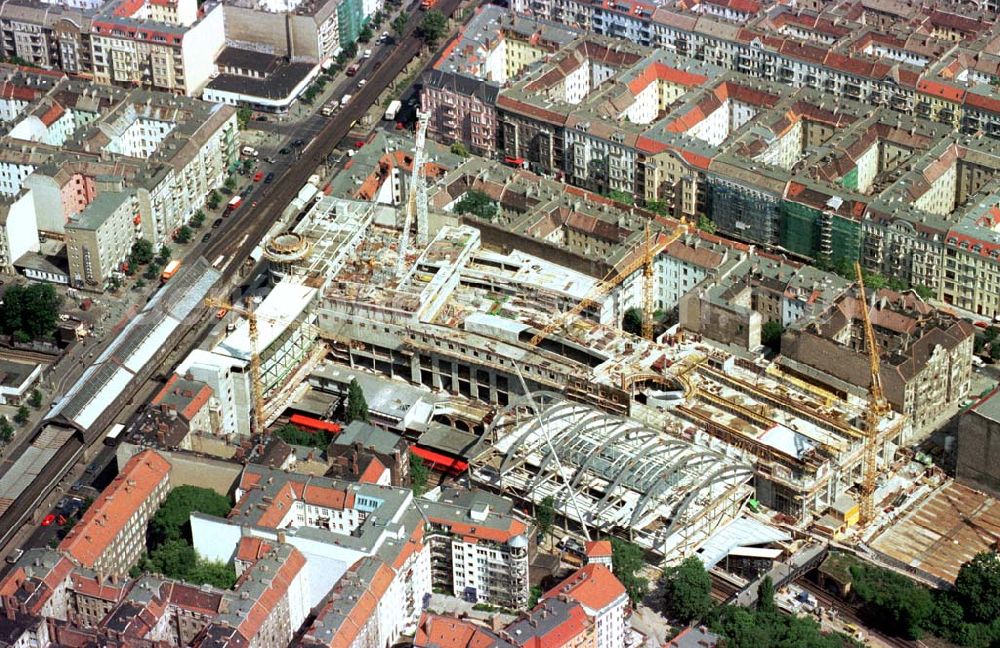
<box><xmin>226</xmin><ymin>196</ymin><xmax>243</xmax><ymax>213</ymax></box>
<box><xmin>211</xmin><ymin>254</ymin><xmax>225</xmax><ymax>269</ymax></box>
<box><xmin>104</xmin><ymin>423</ymin><xmax>125</xmax><ymax>446</ymax></box>
<box><xmin>290</xmin><ymin>414</ymin><xmax>342</xmax><ymax>435</ymax></box>
<box><xmin>384</xmin><ymin>100</ymin><xmax>402</xmax><ymax>121</ymax></box>
<box><xmin>161</xmin><ymin>259</ymin><xmax>181</xmax><ymax>281</ymax></box>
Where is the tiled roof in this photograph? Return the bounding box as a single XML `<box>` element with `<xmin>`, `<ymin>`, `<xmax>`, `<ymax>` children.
<box><xmin>542</xmin><ymin>564</ymin><xmax>627</xmax><ymax>613</ymax></box>
<box><xmin>415</xmin><ymin>613</ymin><xmax>509</xmax><ymax>648</ymax></box>
<box><xmin>59</xmin><ymin>450</ymin><xmax>170</xmax><ymax>569</ymax></box>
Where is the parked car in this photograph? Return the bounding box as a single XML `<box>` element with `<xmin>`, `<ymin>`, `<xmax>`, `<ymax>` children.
<box><xmin>363</xmin><ymin>49</ymin><xmax>372</xmax><ymax>58</ymax></box>
<box><xmin>41</xmin><ymin>513</ymin><xmax>56</xmax><ymax>527</ymax></box>
<box><xmin>201</xmin><ymin>232</ymin><xmax>212</xmax><ymax>243</ymax></box>
<box><xmin>212</xmin><ymin>218</ymin><xmax>223</xmax><ymax>228</ymax></box>
<box><xmin>279</xmin><ymin>147</ymin><xmax>290</xmax><ymax>155</ymax></box>
<box><xmin>264</xmin><ymin>172</ymin><xmax>275</xmax><ymax>184</ymax></box>
<box><xmin>253</xmin><ymin>171</ymin><xmax>264</xmax><ymax>182</ymax></box>
<box><xmin>6</xmin><ymin>549</ymin><xmax>23</xmax><ymax>564</ymax></box>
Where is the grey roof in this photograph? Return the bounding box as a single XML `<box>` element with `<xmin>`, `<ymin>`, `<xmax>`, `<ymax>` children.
<box><xmin>422</xmin><ymin>69</ymin><xmax>500</xmax><ymax>104</ymax></box>
<box><xmin>66</xmin><ymin>190</ymin><xmax>131</xmax><ymax>231</ymax></box>
<box><xmin>206</xmin><ymin>62</ymin><xmax>317</xmax><ymax>101</ymax></box>
<box><xmin>971</xmin><ymin>388</ymin><xmax>1000</xmax><ymax>424</ymax></box>
<box><xmin>331</xmin><ymin>420</ymin><xmax>404</xmax><ymax>455</ymax></box>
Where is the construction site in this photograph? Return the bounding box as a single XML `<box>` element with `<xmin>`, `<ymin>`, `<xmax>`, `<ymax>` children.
<box><xmin>139</xmin><ymin>117</ymin><xmax>922</xmax><ymax>566</ymax></box>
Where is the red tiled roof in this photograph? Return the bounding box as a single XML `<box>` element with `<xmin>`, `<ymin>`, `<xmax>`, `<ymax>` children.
<box><xmin>59</xmin><ymin>450</ymin><xmax>170</xmax><ymax>569</ymax></box>
<box><xmin>543</xmin><ymin>564</ymin><xmax>627</xmax><ymax>612</ymax></box>
<box><xmin>584</xmin><ymin>540</ymin><xmax>613</xmax><ymax>558</ymax></box>
<box><xmin>414</xmin><ymin>613</ymin><xmax>501</xmax><ymax>648</ymax></box>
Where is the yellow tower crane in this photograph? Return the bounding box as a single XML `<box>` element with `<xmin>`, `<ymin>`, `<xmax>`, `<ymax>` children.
<box><xmin>527</xmin><ymin>220</ymin><xmax>686</xmax><ymax>348</ymax></box>
<box><xmin>205</xmin><ymin>298</ymin><xmax>265</xmax><ymax>438</ymax></box>
<box><xmin>854</xmin><ymin>262</ymin><xmax>892</xmax><ymax>525</ymax></box>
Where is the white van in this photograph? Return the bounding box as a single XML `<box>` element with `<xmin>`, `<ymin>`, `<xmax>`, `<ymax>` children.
<box><xmin>341</xmin><ymin>94</ymin><xmax>352</xmax><ymax>106</ymax></box>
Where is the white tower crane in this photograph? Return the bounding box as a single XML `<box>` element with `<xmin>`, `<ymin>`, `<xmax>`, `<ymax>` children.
<box><xmin>396</xmin><ymin>110</ymin><xmax>430</xmax><ymax>278</ymax></box>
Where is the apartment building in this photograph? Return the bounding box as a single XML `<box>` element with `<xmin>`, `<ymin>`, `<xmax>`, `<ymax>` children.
<box><xmin>781</xmin><ymin>288</ymin><xmax>974</xmax><ymax>437</ymax></box>
<box><xmin>542</xmin><ymin>564</ymin><xmax>629</xmax><ymax>648</ymax></box>
<box><xmin>958</xmin><ymin>387</ymin><xmax>1000</xmax><ymax>499</ymax></box>
<box><xmin>90</xmin><ymin>0</ymin><xmax>224</xmax><ymax>96</ymax></box>
<box><xmin>65</xmin><ymin>189</ymin><xmax>140</xmax><ymax>290</ymax></box>
<box><xmin>510</xmin><ymin>0</ymin><xmax>1000</xmax><ymax>136</ymax></box>
<box><xmin>58</xmin><ymin>450</ymin><xmax>170</xmax><ymax>580</ymax></box>
<box><xmin>420</xmin><ymin>6</ymin><xmax>578</xmax><ymax>155</ymax></box>
<box><xmin>423</xmin><ymin>487</ymin><xmax>531</xmax><ymax>609</ymax></box>
<box><xmin>150</xmin><ymin>372</ymin><xmax>214</xmax><ymax>434</ymax></box>
<box><xmin>0</xmin><ymin>189</ymin><xmax>40</xmax><ymax>273</ymax></box>
<box><xmin>0</xmin><ymin>2</ymin><xmax>93</xmax><ymax>73</ymax></box>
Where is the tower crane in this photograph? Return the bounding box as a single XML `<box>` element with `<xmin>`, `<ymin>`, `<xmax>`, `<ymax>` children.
<box><xmin>854</xmin><ymin>262</ymin><xmax>891</xmax><ymax>525</ymax></box>
<box><xmin>205</xmin><ymin>298</ymin><xmax>265</xmax><ymax>439</ymax></box>
<box><xmin>396</xmin><ymin>110</ymin><xmax>430</xmax><ymax>279</ymax></box>
<box><xmin>527</xmin><ymin>219</ymin><xmax>687</xmax><ymax>347</ymax></box>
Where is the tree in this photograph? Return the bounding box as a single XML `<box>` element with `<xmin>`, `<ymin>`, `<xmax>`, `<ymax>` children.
<box><xmin>346</xmin><ymin>378</ymin><xmax>370</xmax><ymax>423</ymax></box>
<box><xmin>14</xmin><ymin>405</ymin><xmax>29</xmax><ymax>425</ymax></box>
<box><xmin>450</xmin><ymin>142</ymin><xmax>469</xmax><ymax>157</ymax></box>
<box><xmin>174</xmin><ymin>225</ymin><xmax>192</xmax><ymax>244</ymax></box>
<box><xmin>187</xmin><ymin>559</ymin><xmax>238</xmax><ymax>588</ymax></box>
<box><xmin>610</xmin><ymin>538</ymin><xmax>649</xmax><ymax>605</ymax></box>
<box><xmin>158</xmin><ymin>245</ymin><xmax>172</xmax><ymax>263</ymax></box>
<box><xmin>607</xmin><ymin>189</ymin><xmax>633</xmax><ymax>205</ymax></box>
<box><xmin>761</xmin><ymin>320</ymin><xmax>783</xmax><ymax>354</ymax></box>
<box><xmin>696</xmin><ymin>215</ymin><xmax>716</xmax><ymax>234</ymax></box>
<box><xmin>914</xmin><ymin>285</ymin><xmax>935</xmax><ymax>300</ymax></box>
<box><xmin>0</xmin><ymin>283</ymin><xmax>62</xmax><ymax>341</ymax></box>
<box><xmin>131</xmin><ymin>238</ymin><xmax>155</xmax><ymax>265</ymax></box>
<box><xmin>134</xmin><ymin>278</ymin><xmax>146</xmax><ymax>290</ymax></box>
<box><xmin>274</xmin><ymin>423</ymin><xmax>330</xmax><ymax>449</ymax></box>
<box><xmin>645</xmin><ymin>200</ymin><xmax>669</xmax><ymax>216</ymax></box>
<box><xmin>992</xmin><ymin>343</ymin><xmax>1000</xmax><ymax>362</ymax></box>
<box><xmin>662</xmin><ymin>556</ymin><xmax>713</xmax><ymax>623</ymax></box>
<box><xmin>236</xmin><ymin>107</ymin><xmax>252</xmax><ymax>129</ymax></box>
<box><xmin>0</xmin><ymin>417</ymin><xmax>12</xmax><ymax>443</ymax></box>
<box><xmin>418</xmin><ymin>10</ymin><xmax>447</xmax><ymax>47</ymax></box>
<box><xmin>148</xmin><ymin>485</ymin><xmax>231</xmax><ymax>548</ymax></box>
<box><xmin>28</xmin><ymin>389</ymin><xmax>42</xmax><ymax>409</ymax></box>
<box><xmin>409</xmin><ymin>452</ymin><xmax>429</xmax><ymax>496</ymax></box>
<box><xmin>851</xmin><ymin>563</ymin><xmax>934</xmax><ymax>639</ymax></box>
<box><xmin>622</xmin><ymin>308</ymin><xmax>643</xmax><ymax>337</ymax></box>
<box><xmin>956</xmin><ymin>552</ymin><xmax>1000</xmax><ymax>624</ymax></box>
<box><xmin>207</xmin><ymin>191</ymin><xmax>221</xmax><ymax>210</ymax></box>
<box><xmin>392</xmin><ymin>13</ymin><xmax>408</xmax><ymax>35</ymax></box>
<box><xmin>358</xmin><ymin>25</ymin><xmax>373</xmax><ymax>42</ymax></box>
<box><xmin>756</xmin><ymin>575</ymin><xmax>776</xmax><ymax>616</ymax></box>
<box><xmin>224</xmin><ymin>176</ymin><xmax>237</xmax><ymax>191</ymax></box>
<box><xmin>143</xmin><ymin>538</ymin><xmax>197</xmax><ymax>578</ymax></box>
<box><xmin>535</xmin><ymin>495</ymin><xmax>555</xmax><ymax>540</ymax></box>
<box><xmin>454</xmin><ymin>190</ymin><xmax>498</xmax><ymax>220</ymax></box>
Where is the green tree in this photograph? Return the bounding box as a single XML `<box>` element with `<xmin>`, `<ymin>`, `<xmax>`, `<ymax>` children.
<box><xmin>607</xmin><ymin>189</ymin><xmax>633</xmax><ymax>205</ymax></box>
<box><xmin>610</xmin><ymin>537</ymin><xmax>649</xmax><ymax>605</ymax></box>
<box><xmin>0</xmin><ymin>416</ymin><xmax>12</xmax><ymax>443</ymax></box>
<box><xmin>14</xmin><ymin>405</ymin><xmax>29</xmax><ymax>425</ymax></box>
<box><xmin>761</xmin><ymin>320</ymin><xmax>783</xmax><ymax>354</ymax></box>
<box><xmin>274</xmin><ymin>423</ymin><xmax>330</xmax><ymax>449</ymax></box>
<box><xmin>148</xmin><ymin>485</ymin><xmax>232</xmax><ymax>548</ymax></box>
<box><xmin>696</xmin><ymin>215</ymin><xmax>716</xmax><ymax>234</ymax></box>
<box><xmin>224</xmin><ymin>176</ymin><xmax>237</xmax><ymax>191</ymax></box>
<box><xmin>346</xmin><ymin>378</ymin><xmax>370</xmax><ymax>423</ymax></box>
<box><xmin>914</xmin><ymin>285</ymin><xmax>935</xmax><ymax>300</ymax></box>
<box><xmin>535</xmin><ymin>495</ymin><xmax>555</xmax><ymax>540</ymax></box>
<box><xmin>236</xmin><ymin>107</ymin><xmax>252</xmax><ymax>129</ymax></box>
<box><xmin>528</xmin><ymin>585</ymin><xmax>542</xmax><ymax>608</ymax></box>
<box><xmin>851</xmin><ymin>563</ymin><xmax>934</xmax><ymax>639</ymax></box>
<box><xmin>174</xmin><ymin>225</ymin><xmax>192</xmax><ymax>244</ymax></box>
<box><xmin>187</xmin><ymin>559</ymin><xmax>238</xmax><ymax>588</ymax></box>
<box><xmin>131</xmin><ymin>238</ymin><xmax>154</xmax><ymax>265</ymax></box>
<box><xmin>454</xmin><ymin>190</ymin><xmax>498</xmax><ymax>220</ymax></box>
<box><xmin>0</xmin><ymin>284</ymin><xmax>62</xmax><ymax>341</ymax></box>
<box><xmin>756</xmin><ymin>575</ymin><xmax>777</xmax><ymax>616</ymax></box>
<box><xmin>992</xmin><ymin>344</ymin><xmax>1000</xmax><ymax>362</ymax></box>
<box><xmin>450</xmin><ymin>142</ymin><xmax>469</xmax><ymax>157</ymax></box>
<box><xmin>645</xmin><ymin>200</ymin><xmax>669</xmax><ymax>216</ymax></box>
<box><xmin>158</xmin><ymin>245</ymin><xmax>172</xmax><ymax>263</ymax></box>
<box><xmin>143</xmin><ymin>538</ymin><xmax>197</xmax><ymax>578</ymax></box>
<box><xmin>358</xmin><ymin>25</ymin><xmax>373</xmax><ymax>42</ymax></box>
<box><xmin>409</xmin><ymin>452</ymin><xmax>429</xmax><ymax>496</ymax></box>
<box><xmin>207</xmin><ymin>191</ymin><xmax>221</xmax><ymax>209</ymax></box>
<box><xmin>134</xmin><ymin>278</ymin><xmax>146</xmax><ymax>290</ymax></box>
<box><xmin>28</xmin><ymin>388</ymin><xmax>42</xmax><ymax>409</ymax></box>
<box><xmin>956</xmin><ymin>552</ymin><xmax>1000</xmax><ymax>624</ymax></box>
<box><xmin>622</xmin><ymin>307</ymin><xmax>643</xmax><ymax>337</ymax></box>
<box><xmin>864</xmin><ymin>270</ymin><xmax>888</xmax><ymax>290</ymax></box>
<box><xmin>392</xmin><ymin>13</ymin><xmax>408</xmax><ymax>35</ymax></box>
<box><xmin>662</xmin><ymin>556</ymin><xmax>713</xmax><ymax>623</ymax></box>
<box><xmin>418</xmin><ymin>10</ymin><xmax>448</xmax><ymax>47</ymax></box>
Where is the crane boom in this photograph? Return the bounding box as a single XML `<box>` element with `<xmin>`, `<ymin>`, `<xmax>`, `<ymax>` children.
<box><xmin>527</xmin><ymin>222</ymin><xmax>685</xmax><ymax>348</ymax></box>
<box><xmin>396</xmin><ymin>111</ymin><xmax>429</xmax><ymax>278</ymax></box>
<box><xmin>854</xmin><ymin>262</ymin><xmax>891</xmax><ymax>525</ymax></box>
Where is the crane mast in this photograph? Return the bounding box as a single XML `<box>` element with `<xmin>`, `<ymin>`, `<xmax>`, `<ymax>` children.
<box><xmin>205</xmin><ymin>298</ymin><xmax>266</xmax><ymax>439</ymax></box>
<box><xmin>396</xmin><ymin>111</ymin><xmax>429</xmax><ymax>278</ymax></box>
<box><xmin>642</xmin><ymin>223</ymin><xmax>655</xmax><ymax>340</ymax></box>
<box><xmin>854</xmin><ymin>262</ymin><xmax>891</xmax><ymax>525</ymax></box>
